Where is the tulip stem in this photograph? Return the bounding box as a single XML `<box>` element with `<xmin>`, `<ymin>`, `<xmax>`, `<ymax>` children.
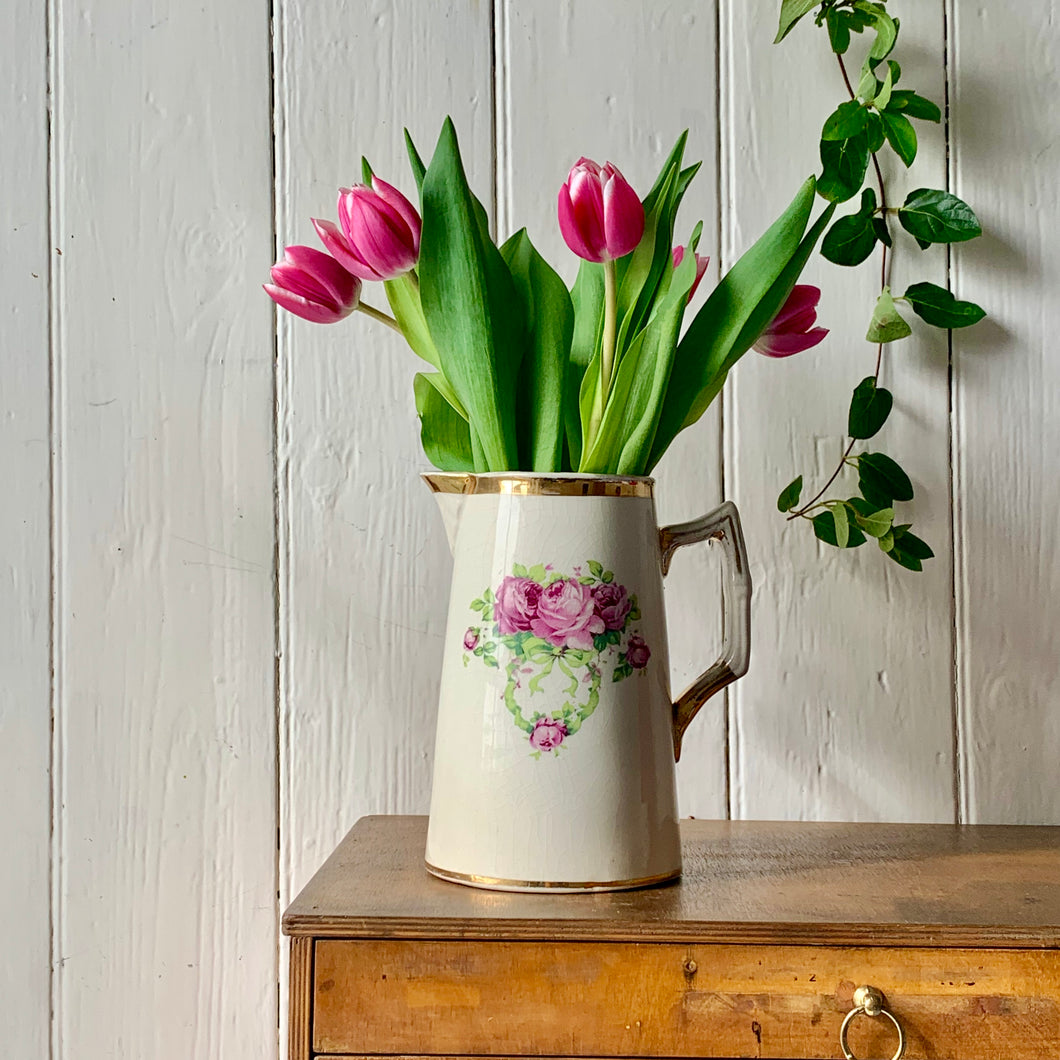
<box><xmin>601</xmin><ymin>258</ymin><xmax>619</xmax><ymax>396</ymax></box>
<box><xmin>357</xmin><ymin>302</ymin><xmax>403</xmax><ymax>333</ymax></box>
<box><xmin>584</xmin><ymin>259</ymin><xmax>619</xmax><ymax>460</ymax></box>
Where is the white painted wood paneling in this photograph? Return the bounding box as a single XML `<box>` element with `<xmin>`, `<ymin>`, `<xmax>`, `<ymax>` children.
<box><xmin>51</xmin><ymin>0</ymin><xmax>277</xmax><ymax>1056</ymax></box>
<box><xmin>951</xmin><ymin>0</ymin><xmax>1060</xmax><ymax>824</ymax></box>
<box><xmin>501</xmin><ymin>0</ymin><xmax>728</xmax><ymax>818</ymax></box>
<box><xmin>6</xmin><ymin>0</ymin><xmax>1060</xmax><ymax>1051</ymax></box>
<box><xmin>723</xmin><ymin>0</ymin><xmax>957</xmax><ymax>822</ymax></box>
<box><xmin>277</xmin><ymin>1</ymin><xmax>495</xmax><ymax>901</ymax></box>
<box><xmin>1</xmin><ymin>0</ymin><xmax>51</xmax><ymax>1053</ymax></box>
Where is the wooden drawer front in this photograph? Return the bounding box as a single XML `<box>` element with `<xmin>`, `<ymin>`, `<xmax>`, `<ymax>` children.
<box><xmin>313</xmin><ymin>939</ymin><xmax>1060</xmax><ymax>1059</ymax></box>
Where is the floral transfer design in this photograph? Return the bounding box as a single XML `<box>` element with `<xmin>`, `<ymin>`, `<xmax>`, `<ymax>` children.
<box><xmin>464</xmin><ymin>561</ymin><xmax>651</xmax><ymax>757</ymax></box>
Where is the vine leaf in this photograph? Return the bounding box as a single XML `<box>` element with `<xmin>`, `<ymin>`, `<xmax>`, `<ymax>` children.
<box><xmin>822</xmin><ymin>187</ymin><xmax>878</xmax><ymax>266</ymax></box>
<box><xmin>858</xmin><ymin>451</ymin><xmax>914</xmax><ymax>507</ymax></box>
<box><xmin>818</xmin><ymin>132</ymin><xmax>870</xmax><ymax>202</ymax></box>
<box><xmin>812</xmin><ymin>509</ymin><xmax>867</xmax><ymax>549</ymax></box>
<box><xmin>777</xmin><ymin>475</ymin><xmax>804</xmax><ymax>512</ymax></box>
<box><xmin>898</xmin><ymin>188</ymin><xmax>983</xmax><ymax>245</ymax></box>
<box><xmin>881</xmin><ymin>110</ymin><xmax>917</xmax><ymax>166</ymax></box>
<box><xmin>903</xmin><ymin>282</ymin><xmax>987</xmax><ymax>329</ymax></box>
<box><xmin>866</xmin><ymin>287</ymin><xmax>912</xmax><ymax>343</ymax></box>
<box><xmin>848</xmin><ymin>376</ymin><xmax>893</xmax><ymax>439</ymax></box>
<box><xmin>775</xmin><ymin>0</ymin><xmax>822</xmax><ymax>43</ymax></box>
<box><xmin>887</xmin><ymin>90</ymin><xmax>942</xmax><ymax>123</ymax></box>
<box><xmin>822</xmin><ymin>100</ymin><xmax>869</xmax><ymax>141</ymax></box>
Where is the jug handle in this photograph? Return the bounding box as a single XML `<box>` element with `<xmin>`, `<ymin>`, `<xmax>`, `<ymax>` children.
<box><xmin>659</xmin><ymin>500</ymin><xmax>752</xmax><ymax>762</ymax></box>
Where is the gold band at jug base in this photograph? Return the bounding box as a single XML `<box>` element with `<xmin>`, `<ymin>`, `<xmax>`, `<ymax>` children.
<box><xmin>422</xmin><ymin>472</ymin><xmax>654</xmax><ymax>498</ymax></box>
<box><xmin>425</xmin><ymin>860</ymin><xmax>680</xmax><ymax>893</ymax></box>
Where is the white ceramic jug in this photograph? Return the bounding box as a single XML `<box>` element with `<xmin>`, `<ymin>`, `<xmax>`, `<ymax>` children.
<box><xmin>423</xmin><ymin>472</ymin><xmax>750</xmax><ymax>891</ymax></box>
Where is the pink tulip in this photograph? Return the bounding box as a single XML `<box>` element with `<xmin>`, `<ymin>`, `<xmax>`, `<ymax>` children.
<box><xmin>557</xmin><ymin>157</ymin><xmax>644</xmax><ymax>262</ymax></box>
<box><xmin>263</xmin><ymin>244</ymin><xmax>361</xmax><ymax>324</ymax></box>
<box><xmin>753</xmin><ymin>284</ymin><xmax>829</xmax><ymax>358</ymax></box>
<box><xmin>672</xmin><ymin>245</ymin><xmax>710</xmax><ymax>302</ymax></box>
<box><xmin>313</xmin><ymin>175</ymin><xmax>421</xmax><ymax>282</ymax></box>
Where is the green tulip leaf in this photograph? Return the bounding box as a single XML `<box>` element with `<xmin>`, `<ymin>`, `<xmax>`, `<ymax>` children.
<box><xmin>414</xmin><ymin>372</ymin><xmax>474</xmax><ymax>471</ymax></box>
<box><xmin>501</xmin><ymin>228</ymin><xmax>574</xmax><ymax>472</ymax></box>
<box><xmin>419</xmin><ymin>117</ymin><xmax>524</xmax><ymax>470</ymax></box>
<box><xmin>648</xmin><ymin>177</ymin><xmax>832</xmax><ymax>469</ymax></box>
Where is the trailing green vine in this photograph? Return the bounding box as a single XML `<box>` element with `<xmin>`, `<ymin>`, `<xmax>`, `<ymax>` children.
<box><xmin>774</xmin><ymin>0</ymin><xmax>986</xmax><ymax>571</ymax></box>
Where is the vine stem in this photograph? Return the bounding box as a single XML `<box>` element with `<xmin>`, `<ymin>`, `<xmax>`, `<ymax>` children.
<box><xmin>788</xmin><ymin>48</ymin><xmax>890</xmax><ymax>521</ymax></box>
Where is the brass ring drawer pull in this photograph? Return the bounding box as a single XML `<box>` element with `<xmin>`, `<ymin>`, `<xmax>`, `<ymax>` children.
<box><xmin>840</xmin><ymin>985</ymin><xmax>906</xmax><ymax>1060</ymax></box>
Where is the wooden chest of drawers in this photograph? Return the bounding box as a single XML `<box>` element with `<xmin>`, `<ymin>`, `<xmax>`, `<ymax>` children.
<box><xmin>283</xmin><ymin>816</ymin><xmax>1060</xmax><ymax>1059</ymax></box>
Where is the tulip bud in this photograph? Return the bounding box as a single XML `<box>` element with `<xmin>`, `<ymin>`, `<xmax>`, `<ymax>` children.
<box><xmin>557</xmin><ymin>157</ymin><xmax>645</xmax><ymax>262</ymax></box>
<box><xmin>264</xmin><ymin>244</ymin><xmax>361</xmax><ymax>324</ymax></box>
<box><xmin>672</xmin><ymin>245</ymin><xmax>710</xmax><ymax>303</ymax></box>
<box><xmin>752</xmin><ymin>285</ymin><xmax>829</xmax><ymax>358</ymax></box>
<box><xmin>313</xmin><ymin>175</ymin><xmax>421</xmax><ymax>282</ymax></box>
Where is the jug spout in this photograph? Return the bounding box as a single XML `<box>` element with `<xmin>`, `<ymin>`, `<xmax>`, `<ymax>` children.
<box><xmin>422</xmin><ymin>473</ymin><xmax>468</xmax><ymax>553</ymax></box>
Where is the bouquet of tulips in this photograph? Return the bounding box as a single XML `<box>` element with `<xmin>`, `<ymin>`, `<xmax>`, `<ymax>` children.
<box><xmin>266</xmin><ymin>119</ymin><xmax>831</xmax><ymax>478</ymax></box>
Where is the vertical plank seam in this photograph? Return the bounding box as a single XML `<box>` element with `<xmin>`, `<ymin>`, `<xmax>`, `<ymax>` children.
<box><xmin>46</xmin><ymin>0</ymin><xmax>61</xmax><ymax>1053</ymax></box>
<box><xmin>268</xmin><ymin>0</ymin><xmax>285</xmax><ymax>1051</ymax></box>
<box><xmin>489</xmin><ymin>0</ymin><xmax>499</xmax><ymax>239</ymax></box>
<box><xmin>271</xmin><ymin>0</ymin><xmax>294</xmax><ymax>1051</ymax></box>
<box><xmin>490</xmin><ymin>0</ymin><xmax>511</xmax><ymax>241</ymax></box>
<box><xmin>942</xmin><ymin>0</ymin><xmax>967</xmax><ymax>826</ymax></box>
<box><xmin>717</xmin><ymin>0</ymin><xmax>736</xmax><ymax>822</ymax></box>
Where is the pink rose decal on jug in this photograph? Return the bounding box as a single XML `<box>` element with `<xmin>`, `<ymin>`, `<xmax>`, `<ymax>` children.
<box><xmin>465</xmin><ymin>560</ymin><xmax>651</xmax><ymax>757</ymax></box>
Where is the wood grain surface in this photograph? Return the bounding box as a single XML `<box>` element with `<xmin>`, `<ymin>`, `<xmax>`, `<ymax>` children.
<box><xmin>312</xmin><ymin>938</ymin><xmax>1060</xmax><ymax>1058</ymax></box>
<box><xmin>283</xmin><ymin>816</ymin><xmax>1060</xmax><ymax>947</ymax></box>
<box><xmin>287</xmin><ymin>936</ymin><xmax>313</xmax><ymax>1060</ymax></box>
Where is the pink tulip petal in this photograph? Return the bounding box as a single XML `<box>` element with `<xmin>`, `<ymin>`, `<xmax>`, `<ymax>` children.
<box><xmin>601</xmin><ymin>165</ymin><xmax>644</xmax><ymax>258</ymax></box>
<box><xmin>771</xmin><ymin>284</ymin><xmax>821</xmax><ymax>328</ymax></box>
<box><xmin>348</xmin><ymin>195</ymin><xmax>415</xmax><ymax>277</ymax></box>
<box><xmin>313</xmin><ymin>218</ymin><xmax>381</xmax><ymax>281</ymax></box>
<box><xmin>371</xmin><ymin>175</ymin><xmax>422</xmax><ymax>254</ymax></box>
<box><xmin>558</xmin><ymin>185</ymin><xmax>603</xmax><ymax>262</ymax></box>
<box><xmin>264</xmin><ymin>283</ymin><xmax>352</xmax><ymax>324</ymax></box>
<box><xmin>772</xmin><ymin>303</ymin><xmax>819</xmax><ymax>335</ymax></box>
<box><xmin>689</xmin><ymin>253</ymin><xmax>710</xmax><ymax>301</ymax></box>
<box><xmin>273</xmin><ymin>245</ymin><xmax>360</xmax><ymax>311</ymax></box>
<box><xmin>568</xmin><ymin>172</ymin><xmax>606</xmax><ymax>259</ymax></box>
<box><xmin>672</xmin><ymin>245</ymin><xmax>686</xmax><ymax>268</ymax></box>
<box><xmin>754</xmin><ymin>326</ymin><xmax>829</xmax><ymax>358</ymax></box>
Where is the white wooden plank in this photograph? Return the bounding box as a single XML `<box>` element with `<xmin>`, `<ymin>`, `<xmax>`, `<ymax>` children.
<box><xmin>723</xmin><ymin>0</ymin><xmax>957</xmax><ymax>821</ymax></box>
<box><xmin>277</xmin><ymin>0</ymin><xmax>495</xmax><ymax>906</ymax></box>
<box><xmin>1</xmin><ymin>0</ymin><xmax>51</xmax><ymax>1053</ymax></box>
<box><xmin>53</xmin><ymin>0</ymin><xmax>278</xmax><ymax>1056</ymax></box>
<box><xmin>502</xmin><ymin>0</ymin><xmax>727</xmax><ymax>818</ymax></box>
<box><xmin>951</xmin><ymin>0</ymin><xmax>1060</xmax><ymax>824</ymax></box>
